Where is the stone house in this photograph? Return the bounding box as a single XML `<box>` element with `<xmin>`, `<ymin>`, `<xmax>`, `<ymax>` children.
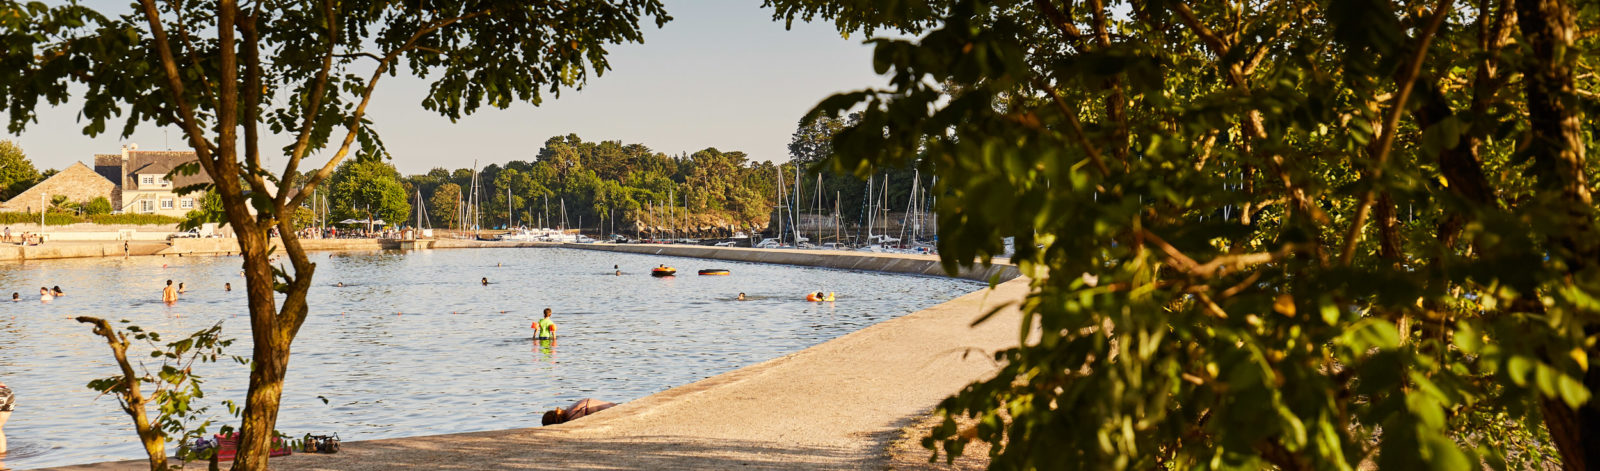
<box><xmin>0</xmin><ymin>162</ymin><xmax>116</xmax><ymax>213</ymax></box>
<box><xmin>94</xmin><ymin>146</ymin><xmax>212</xmax><ymax>217</ymax></box>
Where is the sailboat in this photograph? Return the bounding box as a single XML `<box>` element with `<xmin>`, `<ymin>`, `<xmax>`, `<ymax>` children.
<box><xmin>413</xmin><ymin>188</ymin><xmax>432</xmax><ymax>239</ymax></box>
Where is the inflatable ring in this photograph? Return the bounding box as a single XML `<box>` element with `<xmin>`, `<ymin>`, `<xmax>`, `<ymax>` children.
<box><xmin>651</xmin><ymin>267</ymin><xmax>677</xmax><ymax>277</ymax></box>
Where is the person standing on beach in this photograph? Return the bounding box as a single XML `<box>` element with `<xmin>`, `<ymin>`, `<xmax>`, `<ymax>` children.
<box><xmin>532</xmin><ymin>308</ymin><xmax>557</xmax><ymax>340</ymax></box>
<box><xmin>162</xmin><ymin>280</ymin><xmax>179</xmax><ymax>304</ymax></box>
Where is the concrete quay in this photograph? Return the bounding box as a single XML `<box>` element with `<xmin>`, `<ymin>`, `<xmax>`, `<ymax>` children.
<box><xmin>562</xmin><ymin>243</ymin><xmax>1019</xmax><ymax>282</ymax></box>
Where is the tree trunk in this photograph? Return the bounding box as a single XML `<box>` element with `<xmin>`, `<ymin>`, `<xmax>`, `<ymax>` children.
<box><xmin>1517</xmin><ymin>0</ymin><xmax>1600</xmax><ymax>469</ymax></box>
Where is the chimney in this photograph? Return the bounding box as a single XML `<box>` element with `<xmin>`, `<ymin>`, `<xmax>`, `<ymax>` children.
<box><xmin>121</xmin><ymin>143</ymin><xmax>133</xmax><ymax>190</ymax></box>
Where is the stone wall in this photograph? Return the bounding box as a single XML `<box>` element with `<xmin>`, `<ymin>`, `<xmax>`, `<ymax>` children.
<box><xmin>0</xmin><ymin>162</ymin><xmax>114</xmax><ymax>212</ymax></box>
<box><xmin>561</xmin><ymin>243</ymin><xmax>1019</xmax><ymax>282</ymax></box>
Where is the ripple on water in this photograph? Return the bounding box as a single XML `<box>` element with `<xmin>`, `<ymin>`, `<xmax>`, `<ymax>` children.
<box><xmin>0</xmin><ymin>247</ymin><xmax>981</xmax><ymax>469</ymax></box>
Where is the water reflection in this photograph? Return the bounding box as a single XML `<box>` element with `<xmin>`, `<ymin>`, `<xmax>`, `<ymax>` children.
<box><xmin>0</xmin><ymin>248</ymin><xmax>979</xmax><ymax>469</ymax></box>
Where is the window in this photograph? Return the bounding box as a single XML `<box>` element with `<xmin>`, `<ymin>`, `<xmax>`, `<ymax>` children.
<box><xmin>141</xmin><ymin>200</ymin><xmax>154</xmax><ymax>212</ymax></box>
<box><xmin>180</xmin><ymin>198</ymin><xmax>194</xmax><ymax>209</ymax></box>
<box><xmin>160</xmin><ymin>198</ymin><xmax>173</xmax><ymax>209</ymax></box>
<box><xmin>140</xmin><ymin>175</ymin><xmax>154</xmax><ymax>185</ymax></box>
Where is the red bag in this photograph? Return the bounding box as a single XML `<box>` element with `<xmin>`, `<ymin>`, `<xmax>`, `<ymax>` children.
<box><xmin>212</xmin><ymin>432</ymin><xmax>293</xmax><ymax>461</ymax></box>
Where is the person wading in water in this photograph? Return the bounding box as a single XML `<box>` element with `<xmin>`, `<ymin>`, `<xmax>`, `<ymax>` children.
<box><xmin>532</xmin><ymin>308</ymin><xmax>557</xmax><ymax>340</ymax></box>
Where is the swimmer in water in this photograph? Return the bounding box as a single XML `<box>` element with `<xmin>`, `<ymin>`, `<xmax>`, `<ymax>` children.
<box><xmin>336</xmin><ymin>282</ymin><xmax>344</xmax><ymax>287</ymax></box>
<box><xmin>615</xmin><ymin>270</ymin><xmax>622</xmax><ymax>276</ymax></box>
<box><xmin>162</xmin><ymin>280</ymin><xmax>178</xmax><ymax>304</ymax></box>
<box><xmin>51</xmin><ymin>286</ymin><xmax>63</xmax><ymax>297</ymax></box>
<box><xmin>38</xmin><ymin>287</ymin><xmax>51</xmax><ymax>302</ymax></box>
<box><xmin>481</xmin><ymin>277</ymin><xmax>489</xmax><ymax>286</ymax></box>
<box><xmin>9</xmin><ymin>292</ymin><xmax>16</xmax><ymax>302</ymax></box>
<box><xmin>225</xmin><ymin>282</ymin><xmax>232</xmax><ymax>292</ymax></box>
<box><xmin>177</xmin><ymin>282</ymin><xmax>187</xmax><ymax>294</ymax></box>
<box><xmin>737</xmin><ymin>292</ymin><xmax>746</xmax><ymax>301</ymax></box>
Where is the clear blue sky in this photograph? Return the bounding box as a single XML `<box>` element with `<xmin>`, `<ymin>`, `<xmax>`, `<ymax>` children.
<box><xmin>7</xmin><ymin>0</ymin><xmax>885</xmax><ymax>174</ymax></box>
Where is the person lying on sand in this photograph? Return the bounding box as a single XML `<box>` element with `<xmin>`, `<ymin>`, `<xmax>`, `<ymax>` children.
<box><xmin>541</xmin><ymin>398</ymin><xmax>615</xmax><ymax>425</ymax></box>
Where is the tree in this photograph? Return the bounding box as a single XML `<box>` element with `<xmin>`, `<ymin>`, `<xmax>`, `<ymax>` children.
<box><xmin>329</xmin><ymin>159</ymin><xmax>410</xmax><ymax>227</ymax></box>
<box><xmin>0</xmin><ymin>1</ymin><xmax>669</xmax><ymax>468</ymax></box>
<box><xmin>428</xmin><ymin>182</ymin><xmax>462</xmax><ymax>229</ymax></box>
<box><xmin>769</xmin><ymin>0</ymin><xmax>1600</xmax><ymax>469</ymax></box>
<box><xmin>0</xmin><ymin>140</ymin><xmax>40</xmax><ymax>200</ymax></box>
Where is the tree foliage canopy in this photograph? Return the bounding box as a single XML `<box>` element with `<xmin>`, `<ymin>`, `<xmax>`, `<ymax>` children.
<box><xmin>770</xmin><ymin>0</ymin><xmax>1600</xmax><ymax>469</ymax></box>
<box><xmin>0</xmin><ymin>140</ymin><xmax>40</xmax><ymax>200</ymax></box>
<box><xmin>329</xmin><ymin>158</ymin><xmax>410</xmax><ymax>225</ymax></box>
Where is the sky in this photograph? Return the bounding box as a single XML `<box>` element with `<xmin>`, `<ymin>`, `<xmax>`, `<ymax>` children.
<box><xmin>6</xmin><ymin>0</ymin><xmax>887</xmax><ymax>174</ymax></box>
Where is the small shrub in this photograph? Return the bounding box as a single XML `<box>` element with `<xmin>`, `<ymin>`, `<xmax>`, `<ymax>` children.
<box><xmin>84</xmin><ymin>197</ymin><xmax>112</xmax><ymax>215</ymax></box>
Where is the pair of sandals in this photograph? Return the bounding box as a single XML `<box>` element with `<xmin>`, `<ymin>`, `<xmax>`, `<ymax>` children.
<box><xmin>301</xmin><ymin>433</ymin><xmax>341</xmax><ymax>454</ymax></box>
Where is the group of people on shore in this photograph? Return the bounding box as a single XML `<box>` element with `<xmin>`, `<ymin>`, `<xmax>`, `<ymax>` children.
<box><xmin>1</xmin><ymin>227</ymin><xmax>43</xmax><ymax>247</ymax></box>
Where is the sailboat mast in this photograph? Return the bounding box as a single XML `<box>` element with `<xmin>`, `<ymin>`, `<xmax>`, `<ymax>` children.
<box><xmin>775</xmin><ymin>165</ymin><xmax>787</xmax><ymax>246</ymax></box>
<box><xmin>863</xmin><ymin>175</ymin><xmax>874</xmax><ymax>242</ymax></box>
<box><xmin>791</xmin><ymin>165</ymin><xmax>802</xmax><ymax>246</ymax></box>
<box><xmin>815</xmin><ymin>173</ymin><xmax>822</xmax><ymax>245</ymax></box>
<box><xmin>900</xmin><ymin>169</ymin><xmax>917</xmax><ymax>244</ymax></box>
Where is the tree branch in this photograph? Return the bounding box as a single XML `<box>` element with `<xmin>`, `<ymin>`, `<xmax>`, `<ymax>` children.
<box><xmin>1339</xmin><ymin>0</ymin><xmax>1452</xmax><ymax>265</ymax></box>
<box><xmin>276</xmin><ymin>0</ymin><xmax>340</xmax><ymax>207</ymax></box>
<box><xmin>1035</xmin><ymin>78</ymin><xmax>1112</xmax><ymax>177</ymax></box>
<box><xmin>289</xmin><ymin>10</ymin><xmax>490</xmax><ymax>210</ymax></box>
<box><xmin>136</xmin><ymin>0</ymin><xmax>221</xmax><ymax>178</ymax></box>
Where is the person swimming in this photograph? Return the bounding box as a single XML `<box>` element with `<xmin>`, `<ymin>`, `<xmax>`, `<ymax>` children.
<box><xmin>38</xmin><ymin>287</ymin><xmax>52</xmax><ymax>302</ymax></box>
<box><xmin>177</xmin><ymin>282</ymin><xmax>187</xmax><ymax>294</ymax></box>
<box><xmin>481</xmin><ymin>277</ymin><xmax>489</xmax><ymax>286</ymax></box>
<box><xmin>51</xmin><ymin>286</ymin><xmax>63</xmax><ymax>297</ymax></box>
<box><xmin>737</xmin><ymin>292</ymin><xmax>746</xmax><ymax>301</ymax></box>
<box><xmin>9</xmin><ymin>292</ymin><xmax>17</xmax><ymax>302</ymax></box>
<box><xmin>225</xmin><ymin>282</ymin><xmax>231</xmax><ymax>292</ymax></box>
<box><xmin>614</xmin><ymin>270</ymin><xmax>622</xmax><ymax>276</ymax></box>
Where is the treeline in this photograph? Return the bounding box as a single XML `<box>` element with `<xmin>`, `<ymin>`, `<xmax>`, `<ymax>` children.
<box><xmin>325</xmin><ymin>134</ymin><xmax>788</xmax><ymax>236</ymax></box>
<box><xmin>324</xmin><ymin>123</ymin><xmax>935</xmax><ymax>239</ymax></box>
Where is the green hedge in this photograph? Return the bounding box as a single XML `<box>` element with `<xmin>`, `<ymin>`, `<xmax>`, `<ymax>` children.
<box><xmin>87</xmin><ymin>214</ymin><xmax>185</xmax><ymax>225</ymax></box>
<box><xmin>0</xmin><ymin>212</ymin><xmax>184</xmax><ymax>226</ymax></box>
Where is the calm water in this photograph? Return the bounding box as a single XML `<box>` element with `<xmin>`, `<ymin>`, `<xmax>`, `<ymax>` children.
<box><xmin>0</xmin><ymin>247</ymin><xmax>981</xmax><ymax>469</ymax></box>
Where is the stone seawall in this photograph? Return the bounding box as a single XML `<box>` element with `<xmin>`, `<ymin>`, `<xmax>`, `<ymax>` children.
<box><xmin>163</xmin><ymin>237</ymin><xmax>553</xmax><ymax>255</ymax></box>
<box><xmin>561</xmin><ymin>243</ymin><xmax>1019</xmax><ymax>282</ymax></box>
